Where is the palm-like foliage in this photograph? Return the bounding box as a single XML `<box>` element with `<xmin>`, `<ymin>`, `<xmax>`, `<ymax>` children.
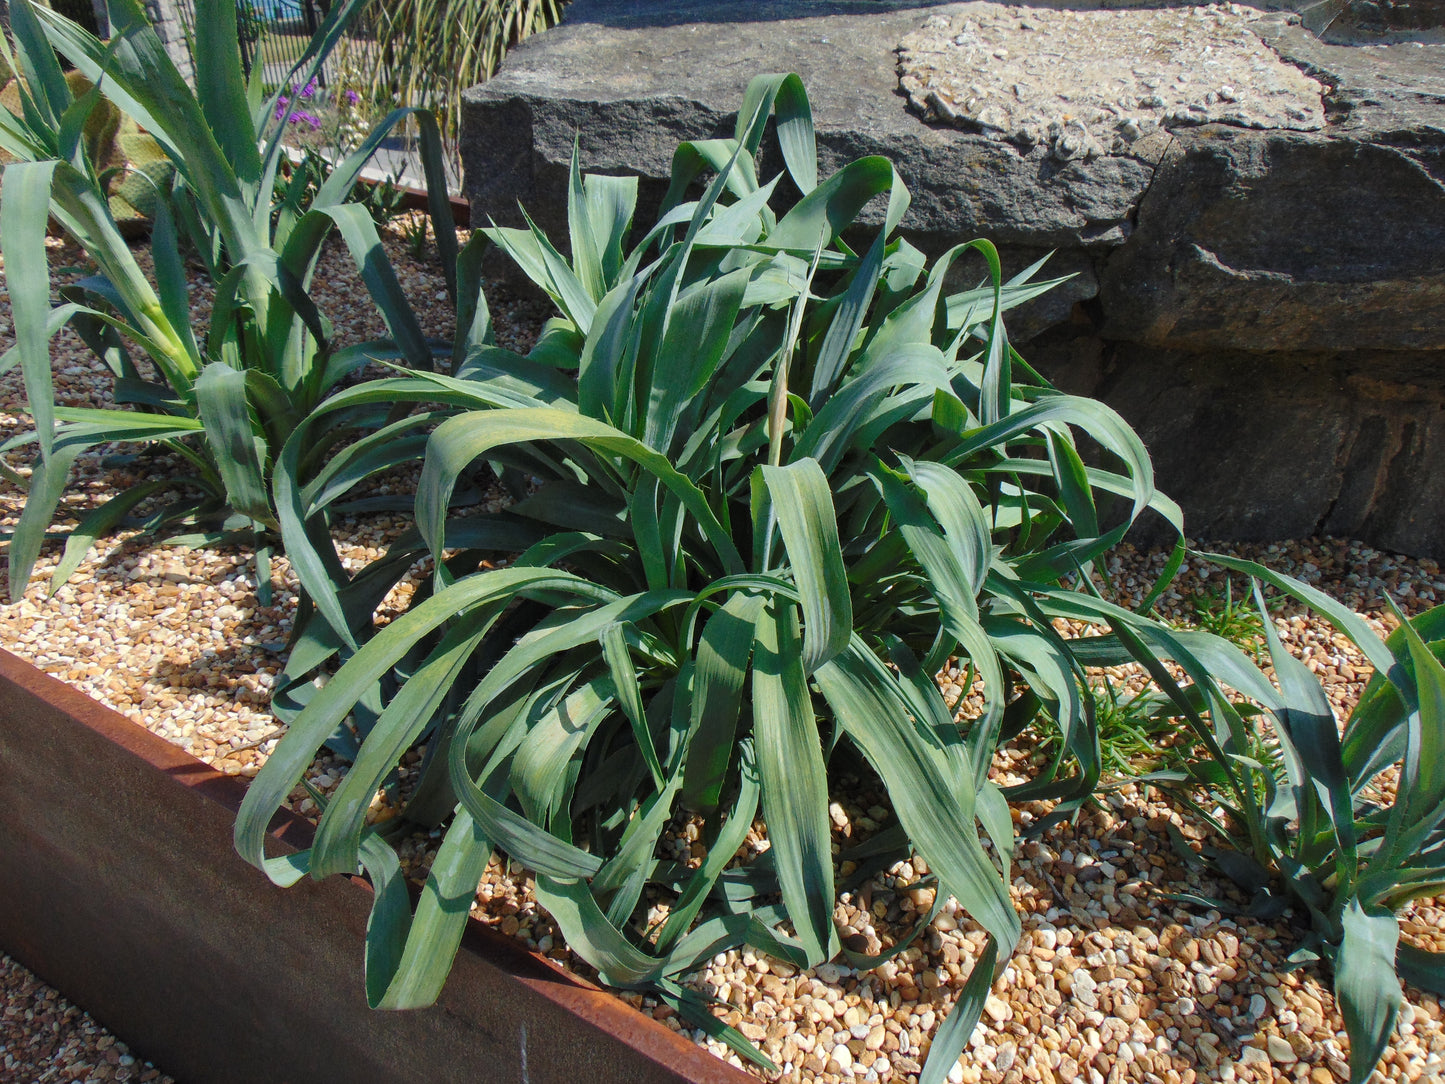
<box><xmin>0</xmin><ymin>0</ymin><xmax>455</xmax><ymax>600</ymax></box>
<box><xmin>236</xmin><ymin>76</ymin><xmax>1184</xmax><ymax>1076</ymax></box>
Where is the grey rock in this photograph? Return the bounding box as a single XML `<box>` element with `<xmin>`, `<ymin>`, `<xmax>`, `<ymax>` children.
<box><xmin>897</xmin><ymin>3</ymin><xmax>1329</xmax><ymax>145</ymax></box>
<box><xmin>1032</xmin><ymin>334</ymin><xmax>1445</xmax><ymax>557</ymax></box>
<box><xmin>462</xmin><ymin>0</ymin><xmax>1161</xmax><ymax>252</ymax></box>
<box><xmin>1098</xmin><ymin>126</ymin><xmax>1445</xmax><ymax>352</ymax></box>
<box><xmin>464</xmin><ymin>0</ymin><xmax>1444</xmax><ymax>349</ymax></box>
<box><xmin>461</xmin><ymin>0</ymin><xmax>1445</xmax><ymax>555</ymax></box>
<box><xmin>1100</xmin><ymin>19</ymin><xmax>1445</xmax><ymax>352</ymax></box>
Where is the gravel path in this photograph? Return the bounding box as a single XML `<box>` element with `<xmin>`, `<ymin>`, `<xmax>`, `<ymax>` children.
<box><xmin>2</xmin><ymin>223</ymin><xmax>1443</xmax><ymax>1083</ymax></box>
<box><xmin>1</xmin><ymin>953</ymin><xmax>173</xmax><ymax>1083</ymax></box>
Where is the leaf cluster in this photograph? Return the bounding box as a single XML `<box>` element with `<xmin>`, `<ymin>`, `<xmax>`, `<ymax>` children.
<box><xmin>0</xmin><ymin>0</ymin><xmax>455</xmax><ymax>601</ymax></box>
<box><xmin>1127</xmin><ymin>568</ymin><xmax>1445</xmax><ymax>1084</ymax></box>
<box><xmin>234</xmin><ymin>74</ymin><xmax>1186</xmax><ymax>1078</ymax></box>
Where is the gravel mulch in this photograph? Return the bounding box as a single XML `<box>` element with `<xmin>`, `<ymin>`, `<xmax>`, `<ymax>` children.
<box><xmin>1</xmin><ymin>953</ymin><xmax>173</xmax><ymax>1084</ymax></box>
<box><xmin>2</xmin><ymin>223</ymin><xmax>1443</xmax><ymax>1084</ymax></box>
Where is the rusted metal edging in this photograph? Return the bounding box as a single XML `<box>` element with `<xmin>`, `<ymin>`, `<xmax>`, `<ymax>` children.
<box><xmin>0</xmin><ymin>648</ymin><xmax>749</xmax><ymax>1084</ymax></box>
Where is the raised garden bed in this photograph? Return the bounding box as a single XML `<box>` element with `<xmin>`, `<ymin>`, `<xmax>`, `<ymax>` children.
<box><xmin>0</xmin><ymin>645</ymin><xmax>749</xmax><ymax>1084</ymax></box>
<box><xmin>3</xmin><ymin>184</ymin><xmax>1445</xmax><ymax>1084</ymax></box>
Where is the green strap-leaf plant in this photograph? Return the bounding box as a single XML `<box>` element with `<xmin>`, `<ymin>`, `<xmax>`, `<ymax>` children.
<box><xmin>237</xmin><ymin>74</ymin><xmax>1184</xmax><ymax>1077</ymax></box>
<box><xmin>0</xmin><ymin>0</ymin><xmax>456</xmax><ymax>600</ymax></box>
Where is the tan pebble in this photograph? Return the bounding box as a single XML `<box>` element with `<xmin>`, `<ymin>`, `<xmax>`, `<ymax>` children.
<box><xmin>866</xmin><ymin>1025</ymin><xmax>886</xmax><ymax>1051</ymax></box>
<box><xmin>984</xmin><ymin>996</ymin><xmax>1011</xmax><ymax>1023</ymax></box>
<box><xmin>1240</xmin><ymin>1046</ymin><xmax>1270</xmax><ymax>1068</ymax></box>
<box><xmin>909</xmin><ymin>885</ymin><xmax>936</xmax><ymax>909</ymax></box>
<box><xmin>1197</xmin><ymin>1035</ymin><xmax>1221</xmax><ymax>1069</ymax></box>
<box><xmin>1310</xmin><ymin>1069</ymin><xmax>1334</xmax><ymax>1084</ymax></box>
<box><xmin>1266</xmin><ymin>1034</ymin><xmax>1297</xmax><ymax>1065</ymax></box>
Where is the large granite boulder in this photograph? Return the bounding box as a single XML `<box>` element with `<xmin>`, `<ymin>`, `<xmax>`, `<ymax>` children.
<box><xmin>1100</xmin><ymin>26</ymin><xmax>1445</xmax><ymax>353</ymax></box>
<box><xmin>461</xmin><ymin>0</ymin><xmax>1445</xmax><ymax>558</ymax></box>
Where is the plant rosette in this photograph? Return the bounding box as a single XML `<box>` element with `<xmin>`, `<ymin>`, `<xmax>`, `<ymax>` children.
<box><xmin>7</xmin><ymin>9</ymin><xmax>1439</xmax><ymax>1073</ymax></box>
<box><xmin>234</xmin><ymin>73</ymin><xmax>1192</xmax><ymax>1080</ymax></box>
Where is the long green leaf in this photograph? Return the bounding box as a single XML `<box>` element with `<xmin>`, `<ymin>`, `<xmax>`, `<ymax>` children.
<box><xmin>601</xmin><ymin>623</ymin><xmax>664</xmax><ymax>791</ymax></box>
<box><xmin>765</xmin><ymin>157</ymin><xmax>900</xmax><ymax>254</ymax></box>
<box><xmin>534</xmin><ymin>876</ymin><xmax>663</xmax><ymax>987</ymax></box>
<box><xmin>752</xmin><ymin>599</ymin><xmax>834</xmax><ymax>966</ymax></box>
<box><xmin>1396</xmin><ymin>603</ymin><xmax>1445</xmax><ymax>833</ymax></box>
<box><xmin>919</xmin><ymin>935</ymin><xmax>999</xmax><ymax>1084</ymax></box>
<box><xmin>369</xmin><ymin>809</ymin><xmax>493</xmax><ymax>1009</ymax></box>
<box><xmin>192</xmin><ymin>0</ymin><xmax>260</xmax><ymax>184</ymax></box>
<box><xmin>9</xmin><ymin>0</ymin><xmax>70</xmax><ymax>129</ymax></box>
<box><xmin>816</xmin><ymin>642</ymin><xmax>1020</xmax><ymax>951</ymax></box>
<box><xmin>194</xmin><ymin>362</ymin><xmax>273</xmax><ymax>527</ymax></box>
<box><xmin>658</xmin><ymin>742</ymin><xmax>761</xmax><ymax>953</ymax></box>
<box><xmin>683</xmin><ymin>593</ymin><xmax>765</xmax><ymax>811</ymax></box>
<box><xmin>1397</xmin><ymin>942</ymin><xmax>1445</xmax><ymax>996</ymax></box>
<box><xmin>1335</xmin><ymin>900</ymin><xmax>1401</xmax><ymax>1084</ymax></box>
<box><xmin>7</xmin><ymin>444</ymin><xmax>80</xmax><ymax>602</ymax></box>
<box><xmin>760</xmin><ymin>459</ymin><xmax>851</xmax><ymax>671</ymax></box>
<box><xmin>1255</xmin><ymin>581</ymin><xmax>1357</xmax><ymax>883</ymax></box>
<box><xmin>1204</xmin><ymin>552</ymin><xmax>1402</xmax><ymax>686</ymax></box>
<box><xmin>1</xmin><ymin>160</ymin><xmax>60</xmax><ymax>463</ymax></box>
<box><xmin>310</xmin><ymin>613</ymin><xmax>492</xmax><ymax>877</ymax></box>
<box><xmin>643</xmin><ymin>268</ymin><xmax>750</xmax><ymax>454</ymax></box>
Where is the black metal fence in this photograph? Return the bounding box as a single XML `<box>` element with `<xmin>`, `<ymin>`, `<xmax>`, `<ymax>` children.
<box><xmin>174</xmin><ymin>0</ymin><xmax>346</xmax><ymax>89</ymax></box>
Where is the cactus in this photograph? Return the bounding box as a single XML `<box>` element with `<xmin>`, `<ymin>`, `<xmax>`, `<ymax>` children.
<box><xmin>108</xmin><ymin>124</ymin><xmax>175</xmax><ymax>236</ymax></box>
<box><xmin>1</xmin><ymin>68</ymin><xmax>170</xmax><ymax>232</ymax></box>
<box><xmin>66</xmin><ymin>71</ymin><xmax>123</xmax><ymax>172</ymax></box>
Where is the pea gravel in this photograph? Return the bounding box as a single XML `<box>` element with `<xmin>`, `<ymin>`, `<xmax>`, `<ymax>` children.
<box><xmin>2</xmin><ymin>223</ymin><xmax>1443</xmax><ymax>1083</ymax></box>
<box><xmin>1</xmin><ymin>952</ymin><xmax>173</xmax><ymax>1084</ymax></box>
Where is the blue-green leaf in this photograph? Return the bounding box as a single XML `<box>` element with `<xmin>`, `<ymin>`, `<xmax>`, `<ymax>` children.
<box><xmin>1334</xmin><ymin>899</ymin><xmax>1401</xmax><ymax>1084</ymax></box>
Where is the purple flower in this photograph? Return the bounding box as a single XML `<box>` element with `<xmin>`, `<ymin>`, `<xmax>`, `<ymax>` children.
<box><xmin>293</xmin><ymin>110</ymin><xmax>322</xmax><ymax>130</ymax></box>
<box><xmin>344</xmin><ymin>89</ymin><xmax>360</xmax><ymax>106</ymax></box>
<box><xmin>299</xmin><ymin>77</ymin><xmax>318</xmax><ymax>100</ymax></box>
<box><xmin>273</xmin><ymin>94</ymin><xmax>290</xmax><ymax>120</ymax></box>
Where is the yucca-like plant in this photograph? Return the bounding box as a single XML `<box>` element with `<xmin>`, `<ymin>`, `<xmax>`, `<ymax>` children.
<box><xmin>0</xmin><ymin>0</ymin><xmax>456</xmax><ymax>600</ymax></box>
<box><xmin>235</xmin><ymin>77</ymin><xmax>1186</xmax><ymax>1076</ymax></box>
<box><xmin>1074</xmin><ymin>557</ymin><xmax>1445</xmax><ymax>1084</ymax></box>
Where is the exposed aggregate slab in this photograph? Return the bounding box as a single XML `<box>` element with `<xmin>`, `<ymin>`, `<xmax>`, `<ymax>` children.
<box><xmin>898</xmin><ymin>3</ymin><xmax>1327</xmax><ymax>158</ymax></box>
<box><xmin>2</xmin><ymin>226</ymin><xmax>1443</xmax><ymax>1083</ymax></box>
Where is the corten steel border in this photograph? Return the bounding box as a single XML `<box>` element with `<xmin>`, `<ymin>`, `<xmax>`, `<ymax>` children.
<box><xmin>391</xmin><ymin>183</ymin><xmax>472</xmax><ymax>227</ymax></box>
<box><xmin>0</xmin><ymin>648</ymin><xmax>751</xmax><ymax>1084</ymax></box>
